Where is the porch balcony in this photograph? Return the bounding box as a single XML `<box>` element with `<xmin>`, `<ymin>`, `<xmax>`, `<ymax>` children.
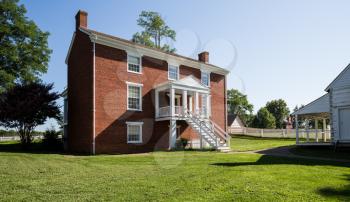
<box><xmin>158</xmin><ymin>106</ymin><xmax>208</xmax><ymax>119</ymax></box>
<box><xmin>154</xmin><ymin>76</ymin><xmax>211</xmax><ymax>121</ymax></box>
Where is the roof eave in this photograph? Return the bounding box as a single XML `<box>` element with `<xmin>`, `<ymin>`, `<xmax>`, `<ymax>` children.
<box><xmin>79</xmin><ymin>28</ymin><xmax>230</xmax><ymax>75</ymax></box>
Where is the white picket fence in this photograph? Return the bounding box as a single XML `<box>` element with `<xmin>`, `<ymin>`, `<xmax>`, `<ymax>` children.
<box><xmin>0</xmin><ymin>135</ymin><xmax>44</xmax><ymax>142</ymax></box>
<box><xmin>228</xmin><ymin>127</ymin><xmax>331</xmax><ymax>139</ymax></box>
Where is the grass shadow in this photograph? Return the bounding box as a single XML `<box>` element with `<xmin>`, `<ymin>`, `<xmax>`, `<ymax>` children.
<box><xmin>214</xmin><ymin>155</ymin><xmax>349</xmax><ymax>167</ymax></box>
<box><xmin>318</xmin><ymin>174</ymin><xmax>350</xmax><ymax>199</ymax></box>
<box><xmin>0</xmin><ymin>140</ymin><xmax>65</xmax><ymax>155</ymax></box>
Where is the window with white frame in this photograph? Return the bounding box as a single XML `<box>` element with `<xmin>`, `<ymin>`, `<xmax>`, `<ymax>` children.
<box><xmin>201</xmin><ymin>71</ymin><xmax>210</xmax><ymax>86</ymax></box>
<box><xmin>168</xmin><ymin>65</ymin><xmax>179</xmax><ymax>80</ymax></box>
<box><xmin>127</xmin><ymin>55</ymin><xmax>141</xmax><ymax>73</ymax></box>
<box><xmin>127</xmin><ymin>83</ymin><xmax>142</xmax><ymax>110</ymax></box>
<box><xmin>127</xmin><ymin>122</ymin><xmax>143</xmax><ymax>143</ymax></box>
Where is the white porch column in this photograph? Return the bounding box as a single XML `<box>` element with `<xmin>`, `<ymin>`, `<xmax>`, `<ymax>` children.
<box><xmin>189</xmin><ymin>96</ymin><xmax>193</xmax><ymax>113</ymax></box>
<box><xmin>182</xmin><ymin>90</ymin><xmax>187</xmax><ymax>115</ymax></box>
<box><xmin>323</xmin><ymin>118</ymin><xmax>327</xmax><ymax>142</ymax></box>
<box><xmin>170</xmin><ymin>88</ymin><xmax>175</xmax><ymax>117</ymax></box>
<box><xmin>194</xmin><ymin>92</ymin><xmax>199</xmax><ymax>115</ymax></box>
<box><xmin>169</xmin><ymin>119</ymin><xmax>177</xmax><ymax>149</ymax></box>
<box><xmin>205</xmin><ymin>94</ymin><xmax>210</xmax><ymax>118</ymax></box>
<box><xmin>295</xmin><ymin>115</ymin><xmax>299</xmax><ymax>144</ymax></box>
<box><xmin>315</xmin><ymin>119</ymin><xmax>319</xmax><ymax>142</ymax></box>
<box><xmin>155</xmin><ymin>89</ymin><xmax>159</xmax><ymax>118</ymax></box>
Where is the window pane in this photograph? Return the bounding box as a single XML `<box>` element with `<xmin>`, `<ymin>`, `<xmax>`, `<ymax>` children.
<box><xmin>128</xmin><ymin>63</ymin><xmax>140</xmax><ymax>72</ymax></box>
<box><xmin>201</xmin><ymin>72</ymin><xmax>209</xmax><ymax>86</ymax></box>
<box><xmin>169</xmin><ymin>65</ymin><xmax>178</xmax><ymax>80</ymax></box>
<box><xmin>128</xmin><ymin>86</ymin><xmax>141</xmax><ymax>110</ymax></box>
<box><xmin>128</xmin><ymin>56</ymin><xmax>141</xmax><ymax>73</ymax></box>
<box><xmin>128</xmin><ymin>55</ymin><xmax>140</xmax><ymax>64</ymax></box>
<box><xmin>128</xmin><ymin>125</ymin><xmax>141</xmax><ymax>142</ymax></box>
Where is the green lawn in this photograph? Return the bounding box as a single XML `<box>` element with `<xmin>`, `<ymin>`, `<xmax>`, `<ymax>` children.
<box><xmin>230</xmin><ymin>135</ymin><xmax>296</xmax><ymax>151</ymax></box>
<box><xmin>1</xmin><ymin>139</ymin><xmax>350</xmax><ymax>201</ymax></box>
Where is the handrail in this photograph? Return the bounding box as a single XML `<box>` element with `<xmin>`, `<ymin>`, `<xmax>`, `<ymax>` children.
<box><xmin>208</xmin><ymin>118</ymin><xmax>229</xmax><ymax>144</ymax></box>
<box><xmin>185</xmin><ymin>110</ymin><xmax>230</xmax><ymax>146</ymax></box>
<box><xmin>185</xmin><ymin>111</ymin><xmax>217</xmax><ymax>142</ymax></box>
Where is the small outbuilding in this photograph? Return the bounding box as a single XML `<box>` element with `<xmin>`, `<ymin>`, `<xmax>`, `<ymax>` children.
<box><xmin>227</xmin><ymin>114</ymin><xmax>245</xmax><ymax>134</ymax></box>
<box><xmin>293</xmin><ymin>63</ymin><xmax>350</xmax><ymax>145</ymax></box>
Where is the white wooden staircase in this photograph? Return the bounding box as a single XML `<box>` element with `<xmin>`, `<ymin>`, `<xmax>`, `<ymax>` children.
<box><xmin>184</xmin><ymin>111</ymin><xmax>231</xmax><ymax>152</ymax></box>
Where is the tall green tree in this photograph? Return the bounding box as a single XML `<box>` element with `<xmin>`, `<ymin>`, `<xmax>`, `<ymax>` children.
<box><xmin>252</xmin><ymin>107</ymin><xmax>276</xmax><ymax>129</ymax></box>
<box><xmin>0</xmin><ymin>82</ymin><xmax>60</xmax><ymax>146</ymax></box>
<box><xmin>132</xmin><ymin>11</ymin><xmax>176</xmax><ymax>53</ymax></box>
<box><xmin>0</xmin><ymin>0</ymin><xmax>52</xmax><ymax>92</ymax></box>
<box><xmin>265</xmin><ymin>99</ymin><xmax>290</xmax><ymax>128</ymax></box>
<box><xmin>227</xmin><ymin>89</ymin><xmax>254</xmax><ymax>125</ymax></box>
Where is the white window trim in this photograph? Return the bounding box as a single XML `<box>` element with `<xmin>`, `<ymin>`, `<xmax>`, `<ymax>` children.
<box><xmin>127</xmin><ymin>53</ymin><xmax>142</xmax><ymax>74</ymax></box>
<box><xmin>126</xmin><ymin>82</ymin><xmax>143</xmax><ymax>111</ymax></box>
<box><xmin>126</xmin><ymin>122</ymin><xmax>143</xmax><ymax>143</ymax></box>
<box><xmin>201</xmin><ymin>71</ymin><xmax>211</xmax><ymax>87</ymax></box>
<box><xmin>168</xmin><ymin>64</ymin><xmax>179</xmax><ymax>81</ymax></box>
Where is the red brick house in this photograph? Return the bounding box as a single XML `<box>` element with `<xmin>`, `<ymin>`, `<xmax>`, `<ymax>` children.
<box><xmin>63</xmin><ymin>10</ymin><xmax>230</xmax><ymax>154</ymax></box>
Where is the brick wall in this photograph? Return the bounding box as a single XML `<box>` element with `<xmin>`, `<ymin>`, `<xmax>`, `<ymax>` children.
<box><xmin>69</xmin><ymin>33</ymin><xmax>226</xmax><ymax>153</ymax></box>
<box><xmin>67</xmin><ymin>30</ymin><xmax>93</xmax><ymax>153</ymax></box>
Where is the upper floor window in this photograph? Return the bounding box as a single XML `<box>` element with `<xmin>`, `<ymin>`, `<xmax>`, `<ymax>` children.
<box><xmin>127</xmin><ymin>55</ymin><xmax>141</xmax><ymax>73</ymax></box>
<box><xmin>127</xmin><ymin>82</ymin><xmax>143</xmax><ymax>111</ymax></box>
<box><xmin>168</xmin><ymin>65</ymin><xmax>179</xmax><ymax>80</ymax></box>
<box><xmin>201</xmin><ymin>71</ymin><xmax>210</xmax><ymax>87</ymax></box>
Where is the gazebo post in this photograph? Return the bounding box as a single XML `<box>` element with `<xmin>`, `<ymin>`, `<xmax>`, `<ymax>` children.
<box><xmin>295</xmin><ymin>114</ymin><xmax>299</xmax><ymax>144</ymax></box>
<box><xmin>315</xmin><ymin>118</ymin><xmax>319</xmax><ymax>142</ymax></box>
<box><xmin>306</xmin><ymin>119</ymin><xmax>310</xmax><ymax>142</ymax></box>
<box><xmin>323</xmin><ymin>118</ymin><xmax>327</xmax><ymax>142</ymax></box>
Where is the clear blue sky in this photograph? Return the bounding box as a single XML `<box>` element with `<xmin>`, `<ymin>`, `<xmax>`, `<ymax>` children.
<box><xmin>21</xmin><ymin>0</ymin><xmax>350</xmax><ymax>130</ymax></box>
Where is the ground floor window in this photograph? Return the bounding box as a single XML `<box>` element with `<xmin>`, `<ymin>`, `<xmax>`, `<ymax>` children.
<box><xmin>126</xmin><ymin>122</ymin><xmax>143</xmax><ymax>143</ymax></box>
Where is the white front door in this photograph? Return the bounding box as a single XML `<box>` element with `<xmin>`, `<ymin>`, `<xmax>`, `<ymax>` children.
<box><xmin>339</xmin><ymin>108</ymin><xmax>350</xmax><ymax>140</ymax></box>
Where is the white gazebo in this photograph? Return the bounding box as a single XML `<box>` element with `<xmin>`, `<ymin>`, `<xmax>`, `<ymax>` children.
<box><xmin>292</xmin><ymin>94</ymin><xmax>332</xmax><ymax>145</ymax></box>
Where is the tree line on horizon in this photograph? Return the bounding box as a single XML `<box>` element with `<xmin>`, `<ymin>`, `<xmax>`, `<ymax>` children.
<box><xmin>227</xmin><ymin>89</ymin><xmax>291</xmax><ymax>129</ymax></box>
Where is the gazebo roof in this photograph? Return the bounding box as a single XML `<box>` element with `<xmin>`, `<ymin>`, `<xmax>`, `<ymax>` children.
<box><xmin>292</xmin><ymin>93</ymin><xmax>330</xmax><ymax>118</ymax></box>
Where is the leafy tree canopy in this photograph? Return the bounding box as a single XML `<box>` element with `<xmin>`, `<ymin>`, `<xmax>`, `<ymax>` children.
<box><xmin>0</xmin><ymin>0</ymin><xmax>52</xmax><ymax>92</ymax></box>
<box><xmin>0</xmin><ymin>83</ymin><xmax>60</xmax><ymax>145</ymax></box>
<box><xmin>132</xmin><ymin>11</ymin><xmax>176</xmax><ymax>53</ymax></box>
<box><xmin>227</xmin><ymin>89</ymin><xmax>254</xmax><ymax>125</ymax></box>
<box><xmin>265</xmin><ymin>99</ymin><xmax>290</xmax><ymax>128</ymax></box>
<box><xmin>252</xmin><ymin>107</ymin><xmax>276</xmax><ymax>129</ymax></box>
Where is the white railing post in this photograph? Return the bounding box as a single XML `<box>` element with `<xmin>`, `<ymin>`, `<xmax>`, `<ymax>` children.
<box><xmin>260</xmin><ymin>129</ymin><xmax>264</xmax><ymax>137</ymax></box>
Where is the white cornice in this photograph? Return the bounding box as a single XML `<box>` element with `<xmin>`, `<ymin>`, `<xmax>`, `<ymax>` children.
<box><xmin>80</xmin><ymin>28</ymin><xmax>229</xmax><ymax>75</ymax></box>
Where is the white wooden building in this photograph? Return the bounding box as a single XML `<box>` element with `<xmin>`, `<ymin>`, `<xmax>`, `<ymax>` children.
<box><xmin>293</xmin><ymin>64</ymin><xmax>350</xmax><ymax>145</ymax></box>
<box><xmin>227</xmin><ymin>114</ymin><xmax>245</xmax><ymax>134</ymax></box>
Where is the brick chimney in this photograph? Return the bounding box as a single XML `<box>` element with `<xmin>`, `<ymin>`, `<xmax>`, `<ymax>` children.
<box><xmin>75</xmin><ymin>10</ymin><xmax>88</xmax><ymax>30</ymax></box>
<box><xmin>198</xmin><ymin>51</ymin><xmax>209</xmax><ymax>63</ymax></box>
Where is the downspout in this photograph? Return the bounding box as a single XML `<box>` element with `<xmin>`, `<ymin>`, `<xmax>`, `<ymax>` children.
<box><xmin>92</xmin><ymin>34</ymin><xmax>97</xmax><ymax>155</ymax></box>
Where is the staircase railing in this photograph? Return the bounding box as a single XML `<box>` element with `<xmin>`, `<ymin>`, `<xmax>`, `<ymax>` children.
<box><xmin>184</xmin><ymin>111</ymin><xmax>217</xmax><ymax>143</ymax></box>
<box><xmin>209</xmin><ymin>118</ymin><xmax>230</xmax><ymax>147</ymax></box>
<box><xmin>185</xmin><ymin>110</ymin><xmax>230</xmax><ymax>148</ymax></box>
